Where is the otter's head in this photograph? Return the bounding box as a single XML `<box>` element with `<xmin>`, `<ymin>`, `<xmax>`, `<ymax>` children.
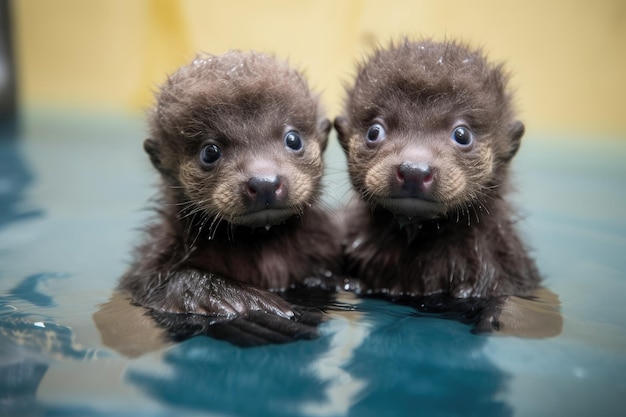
<box><xmin>144</xmin><ymin>51</ymin><xmax>331</xmax><ymax>227</ymax></box>
<box><xmin>335</xmin><ymin>39</ymin><xmax>524</xmax><ymax>220</ymax></box>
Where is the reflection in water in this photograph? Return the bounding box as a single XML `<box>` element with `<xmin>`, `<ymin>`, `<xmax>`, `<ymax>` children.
<box><xmin>127</xmin><ymin>335</ymin><xmax>332</xmax><ymax>417</ymax></box>
<box><xmin>94</xmin><ymin>286</ymin><xmax>334</xmax><ymax>353</ymax></box>
<box><xmin>93</xmin><ymin>292</ymin><xmax>170</xmax><ymax>357</ymax></box>
<box><xmin>90</xmin><ymin>277</ymin><xmax>564</xmax><ymax>417</ymax></box>
<box><xmin>488</xmin><ymin>288</ymin><xmax>562</xmax><ymax>338</ymax></box>
<box><xmin>343</xmin><ymin>298</ymin><xmax>513</xmax><ymax>417</ymax></box>
<box><xmin>301</xmin><ymin>293</ymin><xmax>370</xmax><ymax>416</ymax></box>
<box><xmin>0</xmin><ymin>346</ymin><xmax>48</xmax><ymax>416</ymax></box>
<box><xmin>120</xmin><ymin>288</ymin><xmax>563</xmax><ymax>417</ymax></box>
<box><xmin>124</xmin><ymin>299</ymin><xmax>509</xmax><ymax>417</ymax></box>
<box><xmin>396</xmin><ymin>287</ymin><xmax>563</xmax><ymax>339</ymax></box>
<box><xmin>0</xmin><ymin>274</ymin><xmax>98</xmax><ymax>417</ymax></box>
<box><xmin>4</xmin><ymin>266</ymin><xmax>564</xmax><ymax>417</ymax></box>
<box><xmin>338</xmin><ymin>288</ymin><xmax>562</xmax><ymax>415</ymax></box>
<box><xmin>0</xmin><ymin>131</ymin><xmax>51</xmax><ymax>416</ymax></box>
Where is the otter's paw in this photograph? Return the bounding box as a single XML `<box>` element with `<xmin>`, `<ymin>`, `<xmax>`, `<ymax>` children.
<box><xmin>147</xmin><ymin>273</ymin><xmax>326</xmax><ymax>346</ymax></box>
<box><xmin>195</xmin><ymin>275</ymin><xmax>296</xmax><ymax>319</ymax></box>
<box><xmin>152</xmin><ymin>270</ymin><xmax>295</xmax><ymax>319</ymax></box>
<box><xmin>149</xmin><ymin>305</ymin><xmax>323</xmax><ymax>347</ymax></box>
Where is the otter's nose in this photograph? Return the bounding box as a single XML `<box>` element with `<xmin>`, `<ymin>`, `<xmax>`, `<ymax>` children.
<box><xmin>397</xmin><ymin>162</ymin><xmax>434</xmax><ymax>194</ymax></box>
<box><xmin>246</xmin><ymin>175</ymin><xmax>284</xmax><ymax>207</ymax></box>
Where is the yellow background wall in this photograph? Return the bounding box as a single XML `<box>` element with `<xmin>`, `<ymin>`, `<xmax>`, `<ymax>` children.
<box><xmin>13</xmin><ymin>0</ymin><xmax>626</xmax><ymax>136</ymax></box>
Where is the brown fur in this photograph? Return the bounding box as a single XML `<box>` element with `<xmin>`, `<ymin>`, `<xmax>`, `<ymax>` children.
<box><xmin>118</xmin><ymin>51</ymin><xmax>341</xmax><ymax>320</ymax></box>
<box><xmin>335</xmin><ymin>39</ymin><xmax>541</xmax><ymax>298</ymax></box>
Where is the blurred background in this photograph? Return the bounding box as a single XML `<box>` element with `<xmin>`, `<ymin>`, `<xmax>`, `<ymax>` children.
<box><xmin>1</xmin><ymin>4</ymin><xmax>625</xmax><ymax>417</ymax></box>
<box><xmin>5</xmin><ymin>0</ymin><xmax>626</xmax><ymax>138</ymax></box>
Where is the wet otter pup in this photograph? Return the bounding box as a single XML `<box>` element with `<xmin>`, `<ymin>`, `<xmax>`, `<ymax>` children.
<box><xmin>118</xmin><ymin>51</ymin><xmax>341</xmax><ymax>343</ymax></box>
<box><xmin>335</xmin><ymin>39</ymin><xmax>541</xmax><ymax>298</ymax></box>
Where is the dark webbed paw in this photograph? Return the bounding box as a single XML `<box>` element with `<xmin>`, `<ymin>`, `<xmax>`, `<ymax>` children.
<box><xmin>145</xmin><ymin>270</ymin><xmax>295</xmax><ymax>319</ymax></box>
<box><xmin>140</xmin><ymin>271</ymin><xmax>327</xmax><ymax>346</ymax></box>
<box><xmin>201</xmin><ymin>275</ymin><xmax>297</xmax><ymax>319</ymax></box>
<box><xmin>149</xmin><ymin>305</ymin><xmax>324</xmax><ymax>347</ymax></box>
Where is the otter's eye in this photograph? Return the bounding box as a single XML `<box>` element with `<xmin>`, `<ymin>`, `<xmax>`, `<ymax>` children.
<box><xmin>200</xmin><ymin>143</ymin><xmax>221</xmax><ymax>166</ymax></box>
<box><xmin>452</xmin><ymin>126</ymin><xmax>473</xmax><ymax>146</ymax></box>
<box><xmin>366</xmin><ymin>123</ymin><xmax>386</xmax><ymax>143</ymax></box>
<box><xmin>284</xmin><ymin>131</ymin><xmax>303</xmax><ymax>152</ymax></box>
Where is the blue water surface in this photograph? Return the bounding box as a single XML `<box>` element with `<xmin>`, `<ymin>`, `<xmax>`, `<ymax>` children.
<box><xmin>0</xmin><ymin>110</ymin><xmax>625</xmax><ymax>417</ymax></box>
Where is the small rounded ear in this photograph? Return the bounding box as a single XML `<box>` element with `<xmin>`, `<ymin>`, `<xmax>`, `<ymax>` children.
<box><xmin>318</xmin><ymin>118</ymin><xmax>331</xmax><ymax>152</ymax></box>
<box><xmin>506</xmin><ymin>121</ymin><xmax>525</xmax><ymax>161</ymax></box>
<box><xmin>333</xmin><ymin>116</ymin><xmax>350</xmax><ymax>153</ymax></box>
<box><xmin>143</xmin><ymin>138</ymin><xmax>162</xmax><ymax>170</ymax></box>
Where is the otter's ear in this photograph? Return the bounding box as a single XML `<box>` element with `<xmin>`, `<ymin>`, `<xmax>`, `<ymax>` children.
<box><xmin>143</xmin><ymin>138</ymin><xmax>163</xmax><ymax>170</ymax></box>
<box><xmin>318</xmin><ymin>118</ymin><xmax>331</xmax><ymax>152</ymax></box>
<box><xmin>333</xmin><ymin>116</ymin><xmax>350</xmax><ymax>153</ymax></box>
<box><xmin>506</xmin><ymin>121</ymin><xmax>525</xmax><ymax>161</ymax></box>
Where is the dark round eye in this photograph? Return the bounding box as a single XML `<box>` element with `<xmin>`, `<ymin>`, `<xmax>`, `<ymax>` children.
<box><xmin>200</xmin><ymin>143</ymin><xmax>221</xmax><ymax>166</ymax></box>
<box><xmin>452</xmin><ymin>126</ymin><xmax>473</xmax><ymax>146</ymax></box>
<box><xmin>284</xmin><ymin>131</ymin><xmax>303</xmax><ymax>151</ymax></box>
<box><xmin>366</xmin><ymin>123</ymin><xmax>386</xmax><ymax>143</ymax></box>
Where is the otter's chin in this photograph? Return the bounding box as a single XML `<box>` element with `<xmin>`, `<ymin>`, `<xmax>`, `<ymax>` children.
<box><xmin>375</xmin><ymin>197</ymin><xmax>446</xmax><ymax>219</ymax></box>
<box><xmin>231</xmin><ymin>208</ymin><xmax>298</xmax><ymax>228</ymax></box>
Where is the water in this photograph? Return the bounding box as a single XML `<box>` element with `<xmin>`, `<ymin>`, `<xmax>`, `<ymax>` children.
<box><xmin>1</xmin><ymin>110</ymin><xmax>625</xmax><ymax>417</ymax></box>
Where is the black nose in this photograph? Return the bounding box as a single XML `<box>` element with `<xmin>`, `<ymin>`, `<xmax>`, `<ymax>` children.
<box><xmin>246</xmin><ymin>175</ymin><xmax>284</xmax><ymax>207</ymax></box>
<box><xmin>397</xmin><ymin>162</ymin><xmax>434</xmax><ymax>194</ymax></box>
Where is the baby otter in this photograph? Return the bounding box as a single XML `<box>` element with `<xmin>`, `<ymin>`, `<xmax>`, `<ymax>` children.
<box><xmin>335</xmin><ymin>39</ymin><xmax>541</xmax><ymax>299</ymax></box>
<box><xmin>118</xmin><ymin>51</ymin><xmax>341</xmax><ymax>335</ymax></box>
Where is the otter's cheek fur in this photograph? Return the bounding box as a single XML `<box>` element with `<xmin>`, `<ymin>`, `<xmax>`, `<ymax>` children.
<box><xmin>348</xmin><ymin>133</ymin><xmax>497</xmax><ymax>215</ymax></box>
<box><xmin>209</xmin><ymin>165</ymin><xmax>317</xmax><ymax>218</ymax></box>
<box><xmin>177</xmin><ymin>144</ymin><xmax>322</xmax><ymax>223</ymax></box>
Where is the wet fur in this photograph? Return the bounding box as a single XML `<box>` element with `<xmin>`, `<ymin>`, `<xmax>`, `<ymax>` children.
<box><xmin>335</xmin><ymin>39</ymin><xmax>541</xmax><ymax>298</ymax></box>
<box><xmin>119</xmin><ymin>51</ymin><xmax>341</xmax><ymax>325</ymax></box>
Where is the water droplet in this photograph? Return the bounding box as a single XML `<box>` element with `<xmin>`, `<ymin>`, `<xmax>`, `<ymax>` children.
<box><xmin>350</xmin><ymin>238</ymin><xmax>363</xmax><ymax>249</ymax></box>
